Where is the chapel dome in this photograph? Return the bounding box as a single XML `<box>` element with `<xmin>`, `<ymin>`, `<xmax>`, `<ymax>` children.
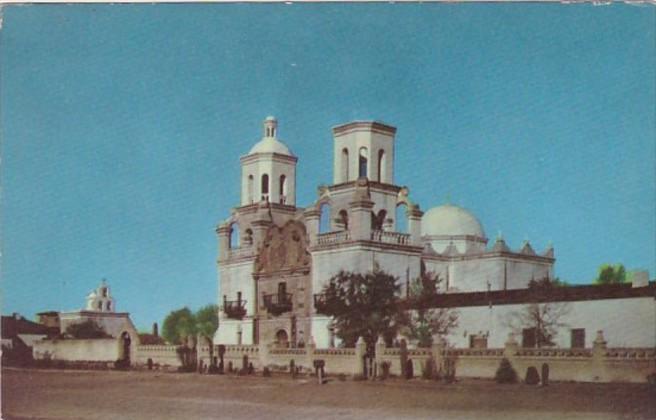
<box><xmin>421</xmin><ymin>204</ymin><xmax>486</xmax><ymax>239</ymax></box>
<box><xmin>248</xmin><ymin>137</ymin><xmax>293</xmax><ymax>156</ymax></box>
<box><xmin>248</xmin><ymin>116</ymin><xmax>294</xmax><ymax>156</ymax></box>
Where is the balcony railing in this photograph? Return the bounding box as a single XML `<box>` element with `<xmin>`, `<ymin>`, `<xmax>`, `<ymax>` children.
<box><xmin>263</xmin><ymin>293</ymin><xmax>293</xmax><ymax>316</ymax></box>
<box><xmin>227</xmin><ymin>244</ymin><xmax>254</xmax><ymax>260</ymax></box>
<box><xmin>223</xmin><ymin>299</ymin><xmax>247</xmax><ymax>320</ymax></box>
<box><xmin>317</xmin><ymin>230</ymin><xmax>351</xmax><ymax>246</ymax></box>
<box><xmin>371</xmin><ymin>230</ymin><xmax>411</xmax><ymax>245</ymax></box>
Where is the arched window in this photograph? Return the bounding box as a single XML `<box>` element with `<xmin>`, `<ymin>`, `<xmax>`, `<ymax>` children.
<box><xmin>372</xmin><ymin>209</ymin><xmax>387</xmax><ymax>231</ymax></box>
<box><xmin>229</xmin><ymin>223</ymin><xmax>240</xmax><ymax>249</ymax></box>
<box><xmin>319</xmin><ymin>203</ymin><xmax>331</xmax><ymax>233</ymax></box>
<box><xmin>338</xmin><ymin>209</ymin><xmax>349</xmax><ymax>230</ymax></box>
<box><xmin>106</xmin><ymin>302</ymin><xmax>111</xmax><ymax>311</ymax></box>
<box><xmin>98</xmin><ymin>301</ymin><xmax>102</xmax><ymax>310</ymax></box>
<box><xmin>279</xmin><ymin>175</ymin><xmax>287</xmax><ymax>204</ymax></box>
<box><xmin>359</xmin><ymin>147</ymin><xmax>368</xmax><ymax>178</ymax></box>
<box><xmin>377</xmin><ymin>150</ymin><xmax>386</xmax><ymax>182</ymax></box>
<box><xmin>247</xmin><ymin>175</ymin><xmax>254</xmax><ymax>204</ymax></box>
<box><xmin>395</xmin><ymin>204</ymin><xmax>408</xmax><ymax>233</ymax></box>
<box><xmin>341</xmin><ymin>148</ymin><xmax>349</xmax><ymax>182</ymax></box>
<box><xmin>261</xmin><ymin>174</ymin><xmax>269</xmax><ymax>201</ymax></box>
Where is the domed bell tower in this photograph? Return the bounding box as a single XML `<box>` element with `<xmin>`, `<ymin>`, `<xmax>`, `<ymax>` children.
<box><xmin>240</xmin><ymin>117</ymin><xmax>298</xmax><ymax>207</ymax></box>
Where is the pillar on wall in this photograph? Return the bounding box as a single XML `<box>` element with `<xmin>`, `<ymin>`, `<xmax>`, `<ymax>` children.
<box><xmin>592</xmin><ymin>330</ymin><xmax>608</xmax><ymax>382</ymax></box>
<box><xmin>355</xmin><ymin>336</ymin><xmax>367</xmax><ymax>376</ymax></box>
<box><xmin>304</xmin><ymin>208</ymin><xmax>320</xmax><ymax>245</ymax></box>
<box><xmin>216</xmin><ymin>224</ymin><xmax>231</xmax><ymax>260</ymax></box>
<box><xmin>349</xmin><ymin>178</ymin><xmax>374</xmax><ymax>241</ymax></box>
<box><xmin>431</xmin><ymin>336</ymin><xmax>445</xmax><ymax>372</ymax></box>
<box><xmin>504</xmin><ymin>332</ymin><xmax>519</xmax><ymax>359</ymax></box>
<box><xmin>305</xmin><ymin>336</ymin><xmax>316</xmax><ymax>368</ymax></box>
<box><xmin>250</xmin><ymin>219</ymin><xmax>272</xmax><ymax>250</ymax></box>
<box><xmin>374</xmin><ymin>334</ymin><xmax>386</xmax><ymax>375</ymax></box>
<box><xmin>407</xmin><ymin>205</ymin><xmax>424</xmax><ymax>244</ymax></box>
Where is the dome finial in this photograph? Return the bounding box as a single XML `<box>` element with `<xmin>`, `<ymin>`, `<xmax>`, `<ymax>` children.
<box><xmin>263</xmin><ymin>116</ymin><xmax>278</xmax><ymax>138</ymax></box>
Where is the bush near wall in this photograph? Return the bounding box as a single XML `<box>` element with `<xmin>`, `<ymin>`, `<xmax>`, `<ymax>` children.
<box><xmin>495</xmin><ymin>358</ymin><xmax>518</xmax><ymax>384</ymax></box>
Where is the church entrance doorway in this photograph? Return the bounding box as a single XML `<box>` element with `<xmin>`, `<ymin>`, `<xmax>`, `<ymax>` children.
<box><xmin>275</xmin><ymin>329</ymin><xmax>289</xmax><ymax>348</ymax></box>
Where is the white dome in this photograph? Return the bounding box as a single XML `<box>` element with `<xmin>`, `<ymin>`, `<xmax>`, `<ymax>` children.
<box><xmin>248</xmin><ymin>137</ymin><xmax>293</xmax><ymax>156</ymax></box>
<box><xmin>421</xmin><ymin>204</ymin><xmax>486</xmax><ymax>238</ymax></box>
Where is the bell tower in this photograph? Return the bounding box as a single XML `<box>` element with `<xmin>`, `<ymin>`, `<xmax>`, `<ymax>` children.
<box><xmin>240</xmin><ymin>117</ymin><xmax>297</xmax><ymax>206</ymax></box>
<box><xmin>332</xmin><ymin>121</ymin><xmax>396</xmax><ymax>185</ymax></box>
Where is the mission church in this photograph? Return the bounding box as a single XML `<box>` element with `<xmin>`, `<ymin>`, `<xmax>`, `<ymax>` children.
<box><xmin>214</xmin><ymin>117</ymin><xmax>655</xmax><ymax>350</ymax></box>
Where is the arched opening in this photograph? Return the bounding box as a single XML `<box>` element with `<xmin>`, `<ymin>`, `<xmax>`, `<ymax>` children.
<box><xmin>358</xmin><ymin>147</ymin><xmax>368</xmax><ymax>178</ymax></box>
<box><xmin>279</xmin><ymin>175</ymin><xmax>287</xmax><ymax>204</ymax></box>
<box><xmin>97</xmin><ymin>301</ymin><xmax>102</xmax><ymax>310</ymax></box>
<box><xmin>341</xmin><ymin>148</ymin><xmax>350</xmax><ymax>182</ymax></box>
<box><xmin>106</xmin><ymin>301</ymin><xmax>111</xmax><ymax>311</ymax></box>
<box><xmin>120</xmin><ymin>331</ymin><xmax>131</xmax><ymax>365</ymax></box>
<box><xmin>247</xmin><ymin>175</ymin><xmax>254</xmax><ymax>204</ymax></box>
<box><xmin>377</xmin><ymin>150</ymin><xmax>386</xmax><ymax>182</ymax></box>
<box><xmin>338</xmin><ymin>209</ymin><xmax>349</xmax><ymax>230</ymax></box>
<box><xmin>261</xmin><ymin>174</ymin><xmax>269</xmax><ymax>201</ymax></box>
<box><xmin>275</xmin><ymin>329</ymin><xmax>289</xmax><ymax>348</ymax></box>
<box><xmin>229</xmin><ymin>223</ymin><xmax>240</xmax><ymax>249</ymax></box>
<box><xmin>395</xmin><ymin>203</ymin><xmax>408</xmax><ymax>233</ymax></box>
<box><xmin>372</xmin><ymin>209</ymin><xmax>387</xmax><ymax>231</ymax></box>
<box><xmin>319</xmin><ymin>202</ymin><xmax>331</xmax><ymax>233</ymax></box>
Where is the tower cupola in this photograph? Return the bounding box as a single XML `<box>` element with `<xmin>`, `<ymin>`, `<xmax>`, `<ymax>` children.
<box><xmin>240</xmin><ymin>117</ymin><xmax>298</xmax><ymax>206</ymax></box>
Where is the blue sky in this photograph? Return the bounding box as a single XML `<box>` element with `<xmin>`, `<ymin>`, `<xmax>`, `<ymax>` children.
<box><xmin>1</xmin><ymin>4</ymin><xmax>654</xmax><ymax>330</ymax></box>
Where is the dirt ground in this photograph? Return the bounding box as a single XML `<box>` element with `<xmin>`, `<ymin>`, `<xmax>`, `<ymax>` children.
<box><xmin>2</xmin><ymin>368</ymin><xmax>654</xmax><ymax>420</ymax></box>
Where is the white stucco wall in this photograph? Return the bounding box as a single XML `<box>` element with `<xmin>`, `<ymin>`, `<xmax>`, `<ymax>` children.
<box><xmin>214</xmin><ymin>318</ymin><xmax>254</xmax><ymax>345</ymax></box>
<box><xmin>33</xmin><ymin>338</ymin><xmax>120</xmax><ymax>362</ymax></box>
<box><xmin>445</xmin><ymin>296</ymin><xmax>656</xmax><ymax>349</ymax></box>
<box><xmin>219</xmin><ymin>260</ymin><xmax>256</xmax><ymax>316</ymax></box>
<box><xmin>423</xmin><ymin>256</ymin><xmax>552</xmax><ymax>293</ymax></box>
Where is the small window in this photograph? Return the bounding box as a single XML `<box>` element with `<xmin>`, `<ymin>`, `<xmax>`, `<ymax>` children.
<box><xmin>261</xmin><ymin>174</ymin><xmax>269</xmax><ymax>198</ymax></box>
<box><xmin>469</xmin><ymin>335</ymin><xmax>488</xmax><ymax>349</ymax></box>
<box><xmin>279</xmin><ymin>175</ymin><xmax>286</xmax><ymax>204</ymax></box>
<box><xmin>358</xmin><ymin>147</ymin><xmax>368</xmax><ymax>178</ymax></box>
<box><xmin>106</xmin><ymin>302</ymin><xmax>111</xmax><ymax>311</ymax></box>
<box><xmin>522</xmin><ymin>328</ymin><xmax>537</xmax><ymax>348</ymax></box>
<box><xmin>571</xmin><ymin>328</ymin><xmax>585</xmax><ymax>348</ymax></box>
<box><xmin>341</xmin><ymin>148</ymin><xmax>350</xmax><ymax>182</ymax></box>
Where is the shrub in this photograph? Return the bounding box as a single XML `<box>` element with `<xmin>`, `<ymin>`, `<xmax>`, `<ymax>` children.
<box><xmin>647</xmin><ymin>372</ymin><xmax>656</xmax><ymax>386</ymax></box>
<box><xmin>262</xmin><ymin>367</ymin><xmax>271</xmax><ymax>377</ymax></box>
<box><xmin>495</xmin><ymin>358</ymin><xmax>518</xmax><ymax>384</ymax></box>
<box><xmin>353</xmin><ymin>374</ymin><xmax>367</xmax><ymax>381</ymax></box>
<box><xmin>337</xmin><ymin>373</ymin><xmax>347</xmax><ymax>381</ymax></box>
<box><xmin>525</xmin><ymin>366</ymin><xmax>540</xmax><ymax>385</ymax></box>
<box><xmin>422</xmin><ymin>358</ymin><xmax>435</xmax><ymax>380</ymax></box>
<box><xmin>379</xmin><ymin>361</ymin><xmax>391</xmax><ymax>380</ymax></box>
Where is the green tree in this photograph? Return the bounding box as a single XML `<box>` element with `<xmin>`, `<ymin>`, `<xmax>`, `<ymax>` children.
<box><xmin>399</xmin><ymin>272</ymin><xmax>458</xmax><ymax>347</ymax></box>
<box><xmin>195</xmin><ymin>304</ymin><xmax>219</xmax><ymax>339</ymax></box>
<box><xmin>162</xmin><ymin>307</ymin><xmax>196</xmax><ymax>345</ymax></box>
<box><xmin>65</xmin><ymin>320</ymin><xmax>110</xmax><ymax>339</ymax></box>
<box><xmin>594</xmin><ymin>264</ymin><xmax>627</xmax><ymax>285</ymax></box>
<box><xmin>319</xmin><ymin>267</ymin><xmax>402</xmax><ymax>347</ymax></box>
<box><xmin>505</xmin><ymin>302</ymin><xmax>571</xmax><ymax>348</ymax></box>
